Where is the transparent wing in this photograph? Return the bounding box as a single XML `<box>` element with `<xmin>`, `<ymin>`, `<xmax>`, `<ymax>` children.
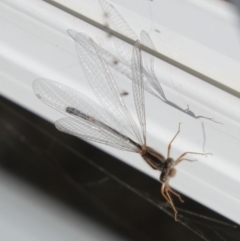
<box><xmin>73</xmin><ymin>32</ymin><xmax>144</xmax><ymax>145</ymax></box>
<box><xmin>99</xmin><ymin>0</ymin><xmax>138</xmax><ymax>66</ymax></box>
<box><xmin>97</xmin><ymin>44</ymin><xmax>161</xmax><ymax>100</ymax></box>
<box><xmin>67</xmin><ymin>30</ymin><xmax>131</xmax><ymax>79</ymax></box>
<box><xmin>33</xmin><ymin>78</ymin><xmax>127</xmax><ymax>135</ymax></box>
<box><xmin>131</xmin><ymin>41</ymin><xmax>146</xmax><ymax>144</ymax></box>
<box><xmin>98</xmin><ymin>1</ymin><xmax>165</xmax><ymax>101</ymax></box>
<box><xmin>67</xmin><ymin>29</ymin><xmax>160</xmax><ymax>101</ymax></box>
<box><xmin>55</xmin><ymin>117</ymin><xmax>140</xmax><ymax>152</ymax></box>
<box><xmin>68</xmin><ymin>30</ymin><xmax>132</xmax><ymax>83</ymax></box>
<box><xmin>140</xmin><ymin>30</ymin><xmax>166</xmax><ymax>100</ymax></box>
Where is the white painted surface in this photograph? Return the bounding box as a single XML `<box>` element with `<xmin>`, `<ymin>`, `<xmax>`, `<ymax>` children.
<box><xmin>0</xmin><ymin>0</ymin><xmax>239</xmax><ymax>225</ymax></box>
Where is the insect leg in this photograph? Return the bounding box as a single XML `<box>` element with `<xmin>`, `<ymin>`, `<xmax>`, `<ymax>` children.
<box><xmin>167</xmin><ymin>123</ymin><xmax>181</xmax><ymax>158</ymax></box>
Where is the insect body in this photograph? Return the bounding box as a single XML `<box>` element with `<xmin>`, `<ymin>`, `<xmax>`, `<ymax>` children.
<box><xmin>33</xmin><ymin>33</ymin><xmax>210</xmax><ymax>220</ymax></box>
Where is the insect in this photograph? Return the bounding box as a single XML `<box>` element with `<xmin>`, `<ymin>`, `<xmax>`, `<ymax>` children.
<box><xmin>33</xmin><ymin>32</ymin><xmax>210</xmax><ymax>220</ymax></box>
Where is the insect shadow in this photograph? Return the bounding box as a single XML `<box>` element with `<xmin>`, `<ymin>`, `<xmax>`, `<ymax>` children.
<box><xmin>98</xmin><ymin>0</ymin><xmax>223</xmax><ymax>151</ymax></box>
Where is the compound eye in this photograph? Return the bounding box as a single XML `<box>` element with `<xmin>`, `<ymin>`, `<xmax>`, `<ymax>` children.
<box><xmin>169</xmin><ymin>168</ymin><xmax>176</xmax><ymax>177</ymax></box>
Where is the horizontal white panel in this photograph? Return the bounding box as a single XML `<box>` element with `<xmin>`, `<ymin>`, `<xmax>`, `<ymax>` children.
<box><xmin>54</xmin><ymin>0</ymin><xmax>240</xmax><ymax>94</ymax></box>
<box><xmin>0</xmin><ymin>0</ymin><xmax>240</xmax><ymax>224</ymax></box>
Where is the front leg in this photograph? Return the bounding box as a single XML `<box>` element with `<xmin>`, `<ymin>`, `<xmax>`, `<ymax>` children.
<box><xmin>167</xmin><ymin>123</ymin><xmax>181</xmax><ymax>158</ymax></box>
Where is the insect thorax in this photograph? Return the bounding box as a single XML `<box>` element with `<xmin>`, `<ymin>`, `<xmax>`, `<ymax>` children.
<box><xmin>141</xmin><ymin>146</ymin><xmax>165</xmax><ymax>171</ymax></box>
<box><xmin>159</xmin><ymin>158</ymin><xmax>176</xmax><ymax>183</ymax></box>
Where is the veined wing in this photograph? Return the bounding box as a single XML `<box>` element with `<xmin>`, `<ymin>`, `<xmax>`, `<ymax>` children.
<box><xmin>98</xmin><ymin>1</ymin><xmax>166</xmax><ymax>101</ymax></box>
<box><xmin>99</xmin><ymin>0</ymin><xmax>138</xmax><ymax>66</ymax></box>
<box><xmin>67</xmin><ymin>29</ymin><xmax>132</xmax><ymax>81</ymax></box>
<box><xmin>67</xmin><ymin>29</ymin><xmax>160</xmax><ymax>102</ymax></box>
<box><xmin>131</xmin><ymin>41</ymin><xmax>146</xmax><ymax>145</ymax></box>
<box><xmin>140</xmin><ymin>30</ymin><xmax>166</xmax><ymax>101</ymax></box>
<box><xmin>55</xmin><ymin>117</ymin><xmax>140</xmax><ymax>152</ymax></box>
<box><xmin>73</xmin><ymin>32</ymin><xmax>144</xmax><ymax>145</ymax></box>
<box><xmin>33</xmin><ymin>78</ymin><xmax>127</xmax><ymax>136</ymax></box>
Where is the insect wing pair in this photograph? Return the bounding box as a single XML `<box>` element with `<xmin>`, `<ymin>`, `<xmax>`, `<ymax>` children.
<box><xmin>33</xmin><ymin>32</ymin><xmax>209</xmax><ymax>220</ymax></box>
